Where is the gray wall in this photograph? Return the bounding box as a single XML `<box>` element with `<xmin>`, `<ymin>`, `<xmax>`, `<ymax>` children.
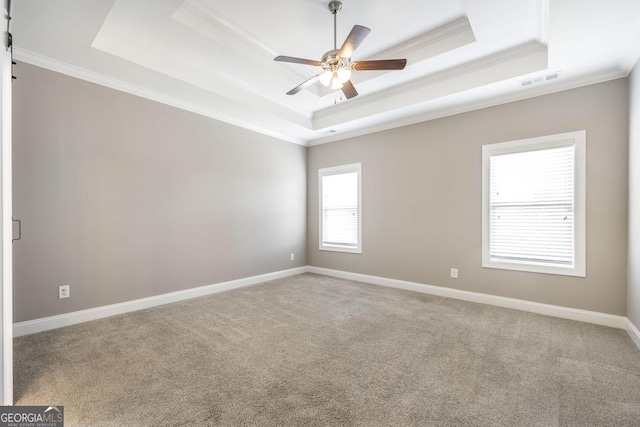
<box><xmin>308</xmin><ymin>79</ymin><xmax>629</xmax><ymax>315</ymax></box>
<box><xmin>12</xmin><ymin>62</ymin><xmax>633</xmax><ymax>322</ymax></box>
<box><xmin>629</xmin><ymin>66</ymin><xmax>640</xmax><ymax>329</ymax></box>
<box><xmin>12</xmin><ymin>63</ymin><xmax>307</xmax><ymax>322</ymax></box>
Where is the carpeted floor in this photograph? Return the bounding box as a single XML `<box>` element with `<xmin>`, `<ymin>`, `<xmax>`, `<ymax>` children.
<box><xmin>13</xmin><ymin>273</ymin><xmax>640</xmax><ymax>426</ymax></box>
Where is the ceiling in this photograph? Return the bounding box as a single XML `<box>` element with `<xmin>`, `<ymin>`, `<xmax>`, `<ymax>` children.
<box><xmin>11</xmin><ymin>0</ymin><xmax>640</xmax><ymax>146</ymax></box>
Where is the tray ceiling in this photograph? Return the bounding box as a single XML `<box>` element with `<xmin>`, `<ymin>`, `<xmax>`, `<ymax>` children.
<box><xmin>11</xmin><ymin>0</ymin><xmax>640</xmax><ymax>145</ymax></box>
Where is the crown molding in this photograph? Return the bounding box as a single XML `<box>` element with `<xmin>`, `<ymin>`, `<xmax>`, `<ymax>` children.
<box><xmin>18</xmin><ymin>46</ymin><xmax>622</xmax><ymax>149</ymax></box>
<box><xmin>11</xmin><ymin>48</ymin><xmax>630</xmax><ymax>149</ymax></box>
<box><xmin>174</xmin><ymin>0</ymin><xmax>318</xmax><ymax>92</ymax></box>
<box><xmin>13</xmin><ymin>48</ymin><xmax>308</xmax><ymax>146</ymax></box>
<box><xmin>329</xmin><ymin>16</ymin><xmax>475</xmax><ymax>95</ymax></box>
<box><xmin>179</xmin><ymin>0</ymin><xmax>278</xmax><ymax>60</ymax></box>
<box><xmin>308</xmin><ymin>68</ymin><xmax>626</xmax><ymax>146</ymax></box>
<box><xmin>317</xmin><ymin>40</ymin><xmax>546</xmax><ymax>119</ymax></box>
<box><xmin>349</xmin><ymin>17</ymin><xmax>476</xmax><ymax>88</ymax></box>
<box><xmin>536</xmin><ymin>0</ymin><xmax>549</xmax><ymax>44</ymax></box>
<box><xmin>372</xmin><ymin>17</ymin><xmax>474</xmax><ymax>59</ymax></box>
<box><xmin>313</xmin><ymin>40</ymin><xmax>547</xmax><ymax>129</ymax></box>
<box><xmin>95</xmin><ymin>2</ymin><xmax>313</xmax><ymax>120</ymax></box>
<box><xmin>620</xmin><ymin>16</ymin><xmax>640</xmax><ymax>74</ymax></box>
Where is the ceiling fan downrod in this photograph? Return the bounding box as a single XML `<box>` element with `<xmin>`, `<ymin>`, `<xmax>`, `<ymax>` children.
<box><xmin>328</xmin><ymin>1</ymin><xmax>342</xmax><ymax>50</ymax></box>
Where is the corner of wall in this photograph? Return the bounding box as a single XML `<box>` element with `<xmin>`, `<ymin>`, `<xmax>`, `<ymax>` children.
<box><xmin>628</xmin><ymin>63</ymin><xmax>640</xmax><ymax>332</ymax></box>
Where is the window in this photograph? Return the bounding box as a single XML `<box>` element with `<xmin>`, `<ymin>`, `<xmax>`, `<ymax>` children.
<box><xmin>482</xmin><ymin>131</ymin><xmax>586</xmax><ymax>276</ymax></box>
<box><xmin>319</xmin><ymin>163</ymin><xmax>362</xmax><ymax>253</ymax></box>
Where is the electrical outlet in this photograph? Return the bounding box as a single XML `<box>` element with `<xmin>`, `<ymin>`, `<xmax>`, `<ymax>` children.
<box><xmin>59</xmin><ymin>285</ymin><xmax>70</xmax><ymax>299</ymax></box>
<box><xmin>450</xmin><ymin>268</ymin><xmax>459</xmax><ymax>279</ymax></box>
<box><xmin>290</xmin><ymin>253</ymin><xmax>295</xmax><ymax>261</ymax></box>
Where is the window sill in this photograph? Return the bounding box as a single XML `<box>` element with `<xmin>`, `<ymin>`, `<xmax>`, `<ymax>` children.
<box><xmin>482</xmin><ymin>258</ymin><xmax>585</xmax><ymax>277</ymax></box>
<box><xmin>319</xmin><ymin>245</ymin><xmax>362</xmax><ymax>254</ymax></box>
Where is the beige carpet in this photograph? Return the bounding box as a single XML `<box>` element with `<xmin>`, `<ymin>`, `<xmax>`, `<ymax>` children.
<box><xmin>14</xmin><ymin>273</ymin><xmax>640</xmax><ymax>426</ymax></box>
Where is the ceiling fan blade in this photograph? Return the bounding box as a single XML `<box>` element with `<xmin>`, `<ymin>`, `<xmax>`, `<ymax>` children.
<box><xmin>351</xmin><ymin>59</ymin><xmax>407</xmax><ymax>71</ymax></box>
<box><xmin>286</xmin><ymin>75</ymin><xmax>320</xmax><ymax>95</ymax></box>
<box><xmin>337</xmin><ymin>25</ymin><xmax>371</xmax><ymax>59</ymax></box>
<box><xmin>275</xmin><ymin>56</ymin><xmax>323</xmax><ymax>67</ymax></box>
<box><xmin>341</xmin><ymin>79</ymin><xmax>358</xmax><ymax>99</ymax></box>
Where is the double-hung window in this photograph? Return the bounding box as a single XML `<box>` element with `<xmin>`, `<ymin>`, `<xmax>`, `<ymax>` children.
<box><xmin>482</xmin><ymin>131</ymin><xmax>586</xmax><ymax>276</ymax></box>
<box><xmin>319</xmin><ymin>163</ymin><xmax>362</xmax><ymax>253</ymax></box>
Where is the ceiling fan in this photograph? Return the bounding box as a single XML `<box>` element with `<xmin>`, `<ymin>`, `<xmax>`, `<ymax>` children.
<box><xmin>274</xmin><ymin>0</ymin><xmax>407</xmax><ymax>100</ymax></box>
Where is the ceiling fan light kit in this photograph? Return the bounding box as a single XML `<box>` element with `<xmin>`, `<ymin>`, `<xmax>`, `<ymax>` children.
<box><xmin>274</xmin><ymin>0</ymin><xmax>407</xmax><ymax>100</ymax></box>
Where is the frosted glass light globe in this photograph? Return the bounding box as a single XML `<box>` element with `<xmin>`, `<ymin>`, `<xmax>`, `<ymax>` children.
<box><xmin>336</xmin><ymin>68</ymin><xmax>352</xmax><ymax>83</ymax></box>
<box><xmin>319</xmin><ymin>70</ymin><xmax>333</xmax><ymax>86</ymax></box>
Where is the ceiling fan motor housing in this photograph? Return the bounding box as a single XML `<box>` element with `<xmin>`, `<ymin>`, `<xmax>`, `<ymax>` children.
<box><xmin>321</xmin><ymin>49</ymin><xmax>350</xmax><ymax>72</ymax></box>
<box><xmin>328</xmin><ymin>1</ymin><xmax>342</xmax><ymax>14</ymax></box>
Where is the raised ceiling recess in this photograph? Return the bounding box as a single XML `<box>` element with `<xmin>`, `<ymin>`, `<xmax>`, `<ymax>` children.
<box><xmin>11</xmin><ymin>0</ymin><xmax>640</xmax><ymax>145</ymax></box>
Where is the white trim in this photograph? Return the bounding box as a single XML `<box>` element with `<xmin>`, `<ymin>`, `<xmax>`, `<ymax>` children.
<box><xmin>313</xmin><ymin>41</ymin><xmax>548</xmax><ymax>128</ymax></box>
<box><xmin>175</xmin><ymin>0</ymin><xmax>313</xmax><ymax>86</ymax></box>
<box><xmin>13</xmin><ymin>46</ymin><xmax>627</xmax><ymax>149</ymax></box>
<box><xmin>626</xmin><ymin>318</ymin><xmax>640</xmax><ymax>350</ymax></box>
<box><xmin>307</xmin><ymin>69</ymin><xmax>626</xmax><ymax>147</ymax></box>
<box><xmin>179</xmin><ymin>0</ymin><xmax>279</xmax><ymax>61</ymax></box>
<box><xmin>620</xmin><ymin>12</ymin><xmax>640</xmax><ymax>73</ymax></box>
<box><xmin>481</xmin><ymin>130</ymin><xmax>586</xmax><ymax>277</ymax></box>
<box><xmin>536</xmin><ymin>0</ymin><xmax>549</xmax><ymax>45</ymax></box>
<box><xmin>350</xmin><ymin>17</ymin><xmax>475</xmax><ymax>89</ymax></box>
<box><xmin>307</xmin><ymin>266</ymin><xmax>627</xmax><ymax>329</ymax></box>
<box><xmin>151</xmin><ymin>3</ymin><xmax>314</xmax><ymax>118</ymax></box>
<box><xmin>372</xmin><ymin>18</ymin><xmax>473</xmax><ymax>59</ymax></box>
<box><xmin>12</xmin><ymin>49</ymin><xmax>307</xmax><ymax>147</ymax></box>
<box><xmin>14</xmin><ymin>266</ymin><xmax>638</xmax><ymax>350</ymax></box>
<box><xmin>13</xmin><ymin>267</ymin><xmax>307</xmax><ymax>337</ymax></box>
<box><xmin>0</xmin><ymin>2</ymin><xmax>13</xmax><ymax>403</ymax></box>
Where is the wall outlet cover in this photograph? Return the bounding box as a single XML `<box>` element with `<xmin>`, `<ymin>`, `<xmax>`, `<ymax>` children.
<box><xmin>59</xmin><ymin>285</ymin><xmax>70</xmax><ymax>299</ymax></box>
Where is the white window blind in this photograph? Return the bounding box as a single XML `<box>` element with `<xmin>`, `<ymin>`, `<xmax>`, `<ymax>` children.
<box><xmin>482</xmin><ymin>130</ymin><xmax>586</xmax><ymax>277</ymax></box>
<box><xmin>319</xmin><ymin>164</ymin><xmax>361</xmax><ymax>253</ymax></box>
<box><xmin>489</xmin><ymin>145</ymin><xmax>574</xmax><ymax>265</ymax></box>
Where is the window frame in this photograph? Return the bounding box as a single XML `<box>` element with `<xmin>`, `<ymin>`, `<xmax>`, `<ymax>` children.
<box><xmin>481</xmin><ymin>130</ymin><xmax>586</xmax><ymax>277</ymax></box>
<box><xmin>318</xmin><ymin>163</ymin><xmax>362</xmax><ymax>254</ymax></box>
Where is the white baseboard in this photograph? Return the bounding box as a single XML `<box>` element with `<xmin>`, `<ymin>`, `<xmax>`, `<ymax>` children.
<box><xmin>15</xmin><ymin>265</ymin><xmax>640</xmax><ymax>353</ymax></box>
<box><xmin>13</xmin><ymin>267</ymin><xmax>307</xmax><ymax>337</ymax></box>
<box><xmin>626</xmin><ymin>318</ymin><xmax>640</xmax><ymax>350</ymax></box>
<box><xmin>307</xmin><ymin>266</ymin><xmax>628</xmax><ymax>330</ymax></box>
